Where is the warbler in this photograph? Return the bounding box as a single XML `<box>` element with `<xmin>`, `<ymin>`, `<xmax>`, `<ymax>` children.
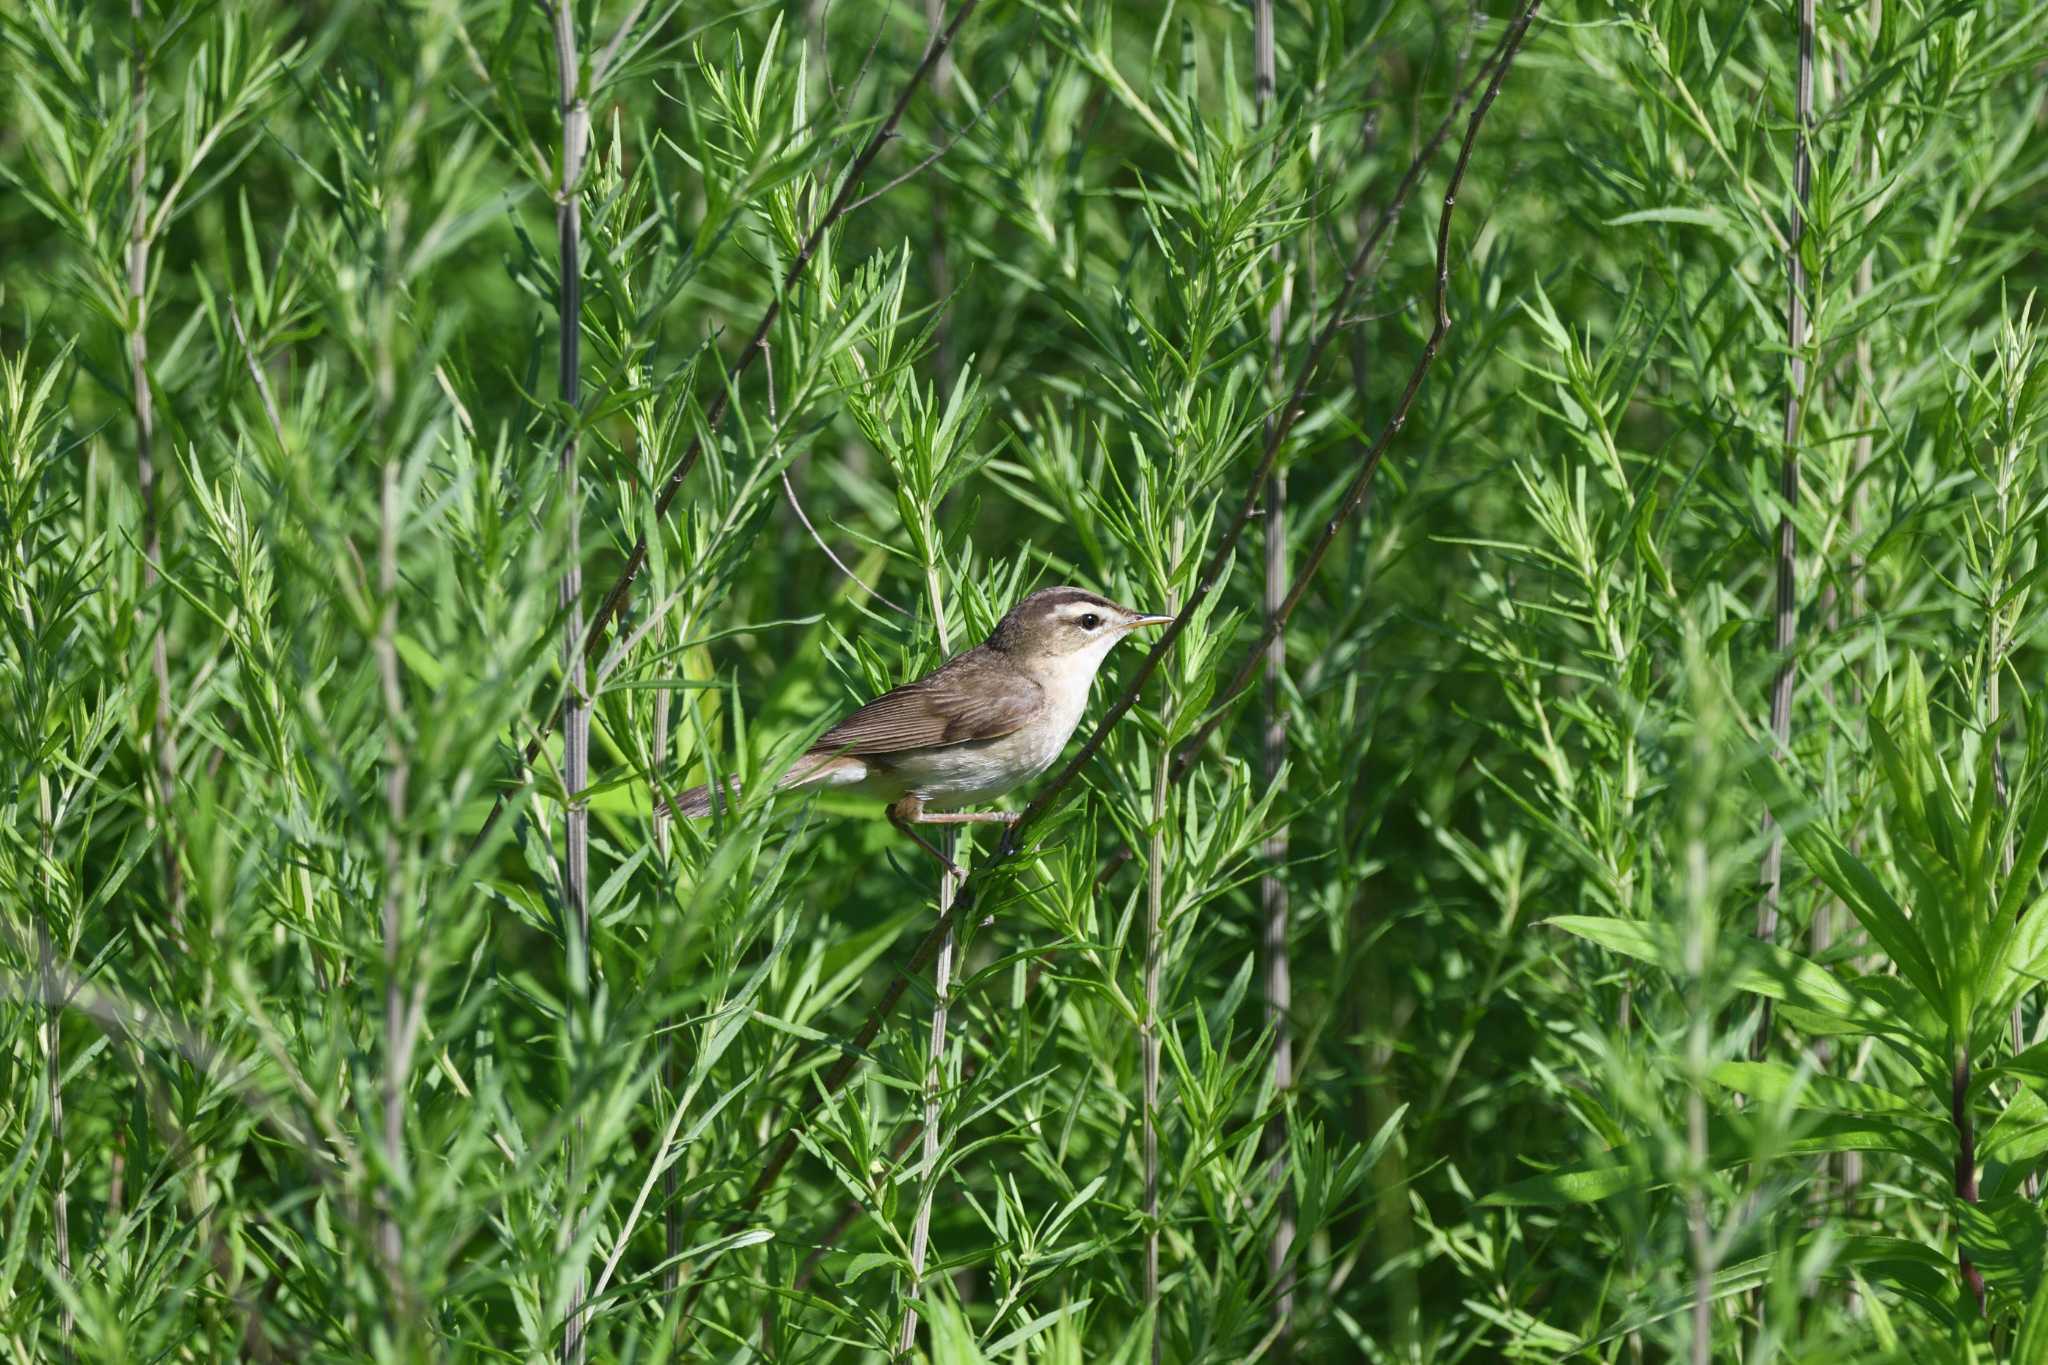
<box><xmin>676</xmin><ymin>586</ymin><xmax>1173</xmax><ymax>866</ymax></box>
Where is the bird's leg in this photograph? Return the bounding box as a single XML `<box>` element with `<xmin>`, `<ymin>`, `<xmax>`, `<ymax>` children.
<box><xmin>888</xmin><ymin>796</ymin><xmax>967</xmax><ymax>878</ymax></box>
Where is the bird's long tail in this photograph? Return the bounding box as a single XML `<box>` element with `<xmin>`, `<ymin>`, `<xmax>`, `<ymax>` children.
<box><xmin>670</xmin><ymin>752</ymin><xmax>838</xmax><ymax>818</ymax></box>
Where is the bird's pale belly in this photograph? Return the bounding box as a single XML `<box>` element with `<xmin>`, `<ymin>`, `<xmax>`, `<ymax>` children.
<box><xmin>809</xmin><ymin>717</ymin><xmax>1075</xmax><ymax>810</ymax></box>
<box><xmin>872</xmin><ymin>725</ymin><xmax>1071</xmax><ymax>808</ymax></box>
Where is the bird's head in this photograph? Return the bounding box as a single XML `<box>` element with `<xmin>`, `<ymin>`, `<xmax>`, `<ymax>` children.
<box><xmin>988</xmin><ymin>586</ymin><xmax>1174</xmax><ymax>674</ymax></box>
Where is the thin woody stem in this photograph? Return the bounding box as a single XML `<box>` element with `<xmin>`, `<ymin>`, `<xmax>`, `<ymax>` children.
<box><xmin>129</xmin><ymin>0</ymin><xmax>184</xmax><ymax>936</ymax></box>
<box><xmin>37</xmin><ymin>776</ymin><xmax>71</xmax><ymax>1344</ymax></box>
<box><xmin>1252</xmin><ymin>0</ymin><xmax>1296</xmax><ymax>1342</ymax></box>
<box><xmin>1086</xmin><ymin>2</ymin><xmax>1539</xmax><ymax>885</ymax></box>
<box><xmin>1143</xmin><ymin>543</ymin><xmax>1180</xmax><ymax>1363</ymax></box>
<box><xmin>1756</xmin><ymin>0</ymin><xmax>1815</xmax><ymax>1062</ymax></box>
<box><xmin>1954</xmin><ymin>1048</ymin><xmax>1986</xmax><ymax>1311</ymax></box>
<box><xmin>552</xmin><ymin>2</ymin><xmax>591</xmax><ymax>1359</ymax></box>
<box><xmin>897</xmin><ymin>475</ymin><xmax>960</xmax><ymax>1356</ymax></box>
<box><xmin>375</xmin><ymin>457</ymin><xmax>412</xmax><ymax>1326</ymax></box>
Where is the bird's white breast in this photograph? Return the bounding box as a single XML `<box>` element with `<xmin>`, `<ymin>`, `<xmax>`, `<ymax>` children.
<box><xmin>891</xmin><ymin>653</ymin><xmax>1100</xmax><ymax>809</ymax></box>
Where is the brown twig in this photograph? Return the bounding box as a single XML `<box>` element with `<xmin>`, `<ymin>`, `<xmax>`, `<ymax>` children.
<box><xmin>839</xmin><ymin>69</ymin><xmax>1013</xmax><ymax>220</ymax></box>
<box><xmin>768</xmin><ymin>344</ymin><xmax>912</xmax><ymax>617</ymax></box>
<box><xmin>1756</xmin><ymin>0</ymin><xmax>1816</xmax><ymax>1061</ymax></box>
<box><xmin>471</xmin><ymin>0</ymin><xmax>984</xmax><ymax>855</ymax></box>
<box><xmin>128</xmin><ymin>0</ymin><xmax>184</xmax><ymax>936</ymax></box>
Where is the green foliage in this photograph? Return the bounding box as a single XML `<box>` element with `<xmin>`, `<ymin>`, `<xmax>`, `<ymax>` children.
<box><xmin>2</xmin><ymin>0</ymin><xmax>2047</xmax><ymax>1360</ymax></box>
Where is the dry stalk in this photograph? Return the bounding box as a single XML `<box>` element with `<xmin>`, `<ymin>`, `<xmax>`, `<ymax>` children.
<box><xmin>128</xmin><ymin>0</ymin><xmax>184</xmax><ymax>934</ymax></box>
<box><xmin>1755</xmin><ymin>0</ymin><xmax>1816</xmax><ymax>1061</ymax></box>
<box><xmin>552</xmin><ymin>2</ymin><xmax>592</xmax><ymax>1358</ymax></box>
<box><xmin>1252</xmin><ymin>0</ymin><xmax>1296</xmax><ymax>1340</ymax></box>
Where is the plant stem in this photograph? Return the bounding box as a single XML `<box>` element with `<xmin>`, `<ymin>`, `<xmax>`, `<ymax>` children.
<box><xmin>552</xmin><ymin>2</ymin><xmax>590</xmax><ymax>1359</ymax></box>
<box><xmin>129</xmin><ymin>0</ymin><xmax>183</xmax><ymax>936</ymax></box>
<box><xmin>376</xmin><ymin>457</ymin><xmax>411</xmax><ymax>1328</ymax></box>
<box><xmin>38</xmin><ymin>774</ymin><xmax>71</xmax><ymax>1345</ymax></box>
<box><xmin>653</xmin><ymin>680</ymin><xmax>679</xmax><ymax>1307</ymax></box>
<box><xmin>904</xmin><ymin>27</ymin><xmax>964</xmax><ymax>1346</ymax></box>
<box><xmin>1143</xmin><ymin>519</ymin><xmax>1182</xmax><ymax>1363</ymax></box>
<box><xmin>898</xmin><ymin>567</ymin><xmax>958</xmax><ymax>1360</ymax></box>
<box><xmin>1953</xmin><ymin>1049</ymin><xmax>1985</xmax><ymax>1311</ymax></box>
<box><xmin>1841</xmin><ymin>0</ymin><xmax>1881</xmax><ymax>1215</ymax></box>
<box><xmin>1756</xmin><ymin>0</ymin><xmax>1815</xmax><ymax>1060</ymax></box>
<box><xmin>1253</xmin><ymin>0</ymin><xmax>1295</xmax><ymax>1342</ymax></box>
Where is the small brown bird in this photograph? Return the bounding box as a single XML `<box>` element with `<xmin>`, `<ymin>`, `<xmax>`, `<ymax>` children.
<box><xmin>675</xmin><ymin>587</ymin><xmax>1173</xmax><ymax>867</ymax></box>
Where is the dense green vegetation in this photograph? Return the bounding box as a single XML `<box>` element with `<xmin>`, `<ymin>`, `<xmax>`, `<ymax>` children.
<box><xmin>4</xmin><ymin>0</ymin><xmax>2048</xmax><ymax>1358</ymax></box>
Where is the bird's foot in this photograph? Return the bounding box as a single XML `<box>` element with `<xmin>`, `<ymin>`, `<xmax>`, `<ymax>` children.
<box><xmin>888</xmin><ymin>797</ymin><xmax>968</xmax><ymax>879</ymax></box>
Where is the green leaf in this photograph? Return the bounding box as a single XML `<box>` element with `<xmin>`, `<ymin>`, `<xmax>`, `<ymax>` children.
<box><xmin>1485</xmin><ymin>1159</ymin><xmax>1645</xmax><ymax>1207</ymax></box>
<box><xmin>1707</xmin><ymin>1061</ymin><xmax>1930</xmax><ymax>1121</ymax></box>
<box><xmin>1982</xmin><ymin>1084</ymin><xmax>2048</xmax><ymax>1172</ymax></box>
<box><xmin>1485</xmin><ymin>1114</ymin><xmax>1947</xmax><ymax>1207</ymax></box>
<box><xmin>1957</xmin><ymin>1194</ymin><xmax>2046</xmax><ymax>1303</ymax></box>
<box><xmin>2017</xmin><ymin>1259</ymin><xmax>2048</xmax><ymax>1364</ymax></box>
<box><xmin>1547</xmin><ymin>915</ymin><xmax>1879</xmax><ymax>1030</ymax></box>
<box><xmin>1753</xmin><ymin>757</ymin><xmax>1946</xmax><ymax>1012</ymax></box>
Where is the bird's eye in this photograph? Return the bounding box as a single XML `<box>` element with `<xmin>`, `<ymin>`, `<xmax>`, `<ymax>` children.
<box><xmin>1080</xmin><ymin>613</ymin><xmax>1101</xmax><ymax>630</ymax></box>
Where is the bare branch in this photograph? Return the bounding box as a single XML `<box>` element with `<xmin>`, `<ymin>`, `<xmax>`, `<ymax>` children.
<box><xmin>767</xmin><ymin>343</ymin><xmax>911</xmax><ymax>617</ymax></box>
<box><xmin>1252</xmin><ymin>0</ymin><xmax>1295</xmax><ymax>1341</ymax></box>
<box><xmin>552</xmin><ymin>2</ymin><xmax>592</xmax><ymax>1358</ymax></box>
<box><xmin>1756</xmin><ymin>0</ymin><xmax>1815</xmax><ymax>1056</ymax></box>
<box><xmin>129</xmin><ymin>0</ymin><xmax>185</xmax><ymax>934</ymax></box>
<box><xmin>841</xmin><ymin>67</ymin><xmax>1014</xmax><ymax>218</ymax></box>
<box><xmin>1005</xmin><ymin>6</ymin><xmax>1532</xmax><ymax>843</ymax></box>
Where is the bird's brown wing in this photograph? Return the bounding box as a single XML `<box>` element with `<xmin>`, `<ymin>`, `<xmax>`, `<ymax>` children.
<box><xmin>809</xmin><ymin>650</ymin><xmax>1042</xmax><ymax>756</ymax></box>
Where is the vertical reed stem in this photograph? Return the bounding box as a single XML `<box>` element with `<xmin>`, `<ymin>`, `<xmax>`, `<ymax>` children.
<box><xmin>375</xmin><ymin>458</ymin><xmax>411</xmax><ymax>1324</ymax></box>
<box><xmin>38</xmin><ymin>775</ymin><xmax>71</xmax><ymax>1344</ymax></box>
<box><xmin>1252</xmin><ymin>0</ymin><xmax>1295</xmax><ymax>1344</ymax></box>
<box><xmin>1840</xmin><ymin>0</ymin><xmax>1880</xmax><ymax>1213</ymax></box>
<box><xmin>654</xmin><ymin>683</ymin><xmax>680</xmax><ymax>1305</ymax></box>
<box><xmin>1756</xmin><ymin>0</ymin><xmax>1814</xmax><ymax>1059</ymax></box>
<box><xmin>552</xmin><ymin>3</ymin><xmax>591</xmax><ymax>1358</ymax></box>
<box><xmin>898</xmin><ymin>573</ymin><xmax>958</xmax><ymax>1359</ymax></box>
<box><xmin>1144</xmin><ymin>525</ymin><xmax>1183</xmax><ymax>1365</ymax></box>
<box><xmin>128</xmin><ymin>0</ymin><xmax>183</xmax><ymax>935</ymax></box>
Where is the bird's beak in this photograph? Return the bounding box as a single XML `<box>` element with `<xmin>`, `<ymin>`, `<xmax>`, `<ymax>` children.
<box><xmin>1126</xmin><ymin>613</ymin><xmax>1176</xmax><ymax>630</ymax></box>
